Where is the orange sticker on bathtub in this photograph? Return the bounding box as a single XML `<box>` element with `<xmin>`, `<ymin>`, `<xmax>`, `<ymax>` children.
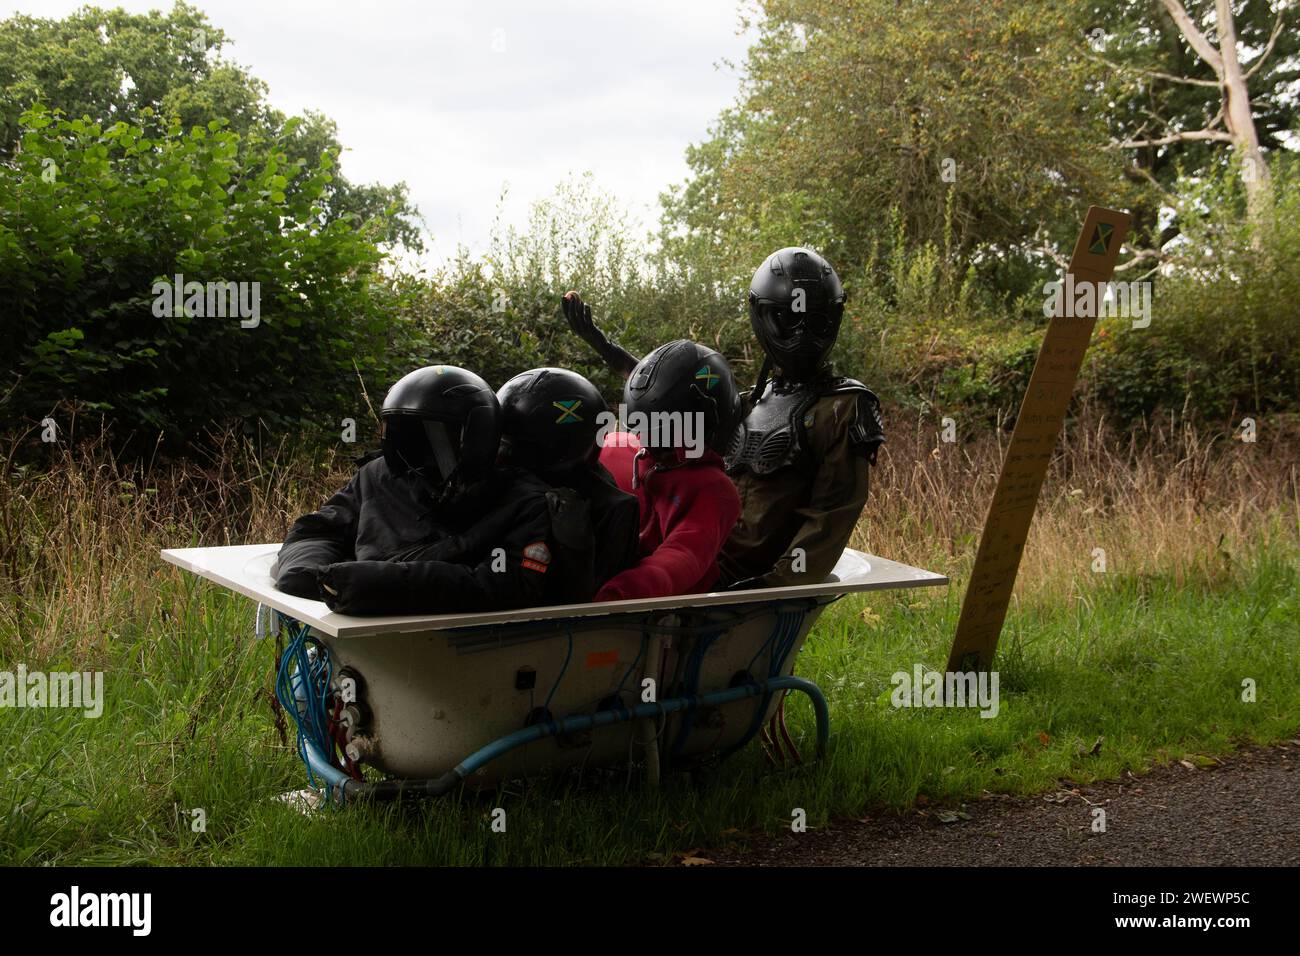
<box><xmin>585</xmin><ymin>650</ymin><xmax>619</xmax><ymax>669</ymax></box>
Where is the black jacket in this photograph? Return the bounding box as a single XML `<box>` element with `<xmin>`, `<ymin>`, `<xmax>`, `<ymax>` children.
<box><xmin>547</xmin><ymin>462</ymin><xmax>640</xmax><ymax>592</ymax></box>
<box><xmin>274</xmin><ymin>458</ymin><xmax>594</xmax><ymax>615</ymax></box>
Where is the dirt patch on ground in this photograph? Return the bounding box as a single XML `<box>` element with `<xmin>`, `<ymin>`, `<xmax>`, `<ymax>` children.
<box><xmin>711</xmin><ymin>742</ymin><xmax>1299</xmax><ymax>866</ymax></box>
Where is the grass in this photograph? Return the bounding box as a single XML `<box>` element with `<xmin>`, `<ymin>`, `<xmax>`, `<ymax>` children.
<box><xmin>0</xmin><ymin>419</ymin><xmax>1297</xmax><ymax>865</ymax></box>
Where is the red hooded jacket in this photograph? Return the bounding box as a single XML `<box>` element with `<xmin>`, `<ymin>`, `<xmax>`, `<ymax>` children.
<box><xmin>595</xmin><ymin>433</ymin><xmax>741</xmax><ymax>601</ymax></box>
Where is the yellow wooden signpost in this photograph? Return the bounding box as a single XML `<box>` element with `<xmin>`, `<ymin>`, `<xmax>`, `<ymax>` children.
<box><xmin>946</xmin><ymin>206</ymin><xmax>1133</xmax><ymax>674</ymax></box>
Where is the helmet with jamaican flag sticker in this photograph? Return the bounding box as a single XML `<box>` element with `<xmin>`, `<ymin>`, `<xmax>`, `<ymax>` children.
<box><xmin>497</xmin><ymin>367</ymin><xmax>608</xmax><ymax>475</ymax></box>
<box><xmin>623</xmin><ymin>340</ymin><xmax>742</xmax><ymax>456</ymax></box>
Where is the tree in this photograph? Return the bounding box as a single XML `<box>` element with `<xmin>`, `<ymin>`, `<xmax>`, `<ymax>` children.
<box><xmin>1089</xmin><ymin>0</ymin><xmax>1296</xmax><ymax>252</ymax></box>
<box><xmin>658</xmin><ymin>0</ymin><xmax>1136</xmax><ymax>299</ymax></box>
<box><xmin>0</xmin><ymin>2</ymin><xmax>423</xmax><ymax>250</ymax></box>
<box><xmin>0</xmin><ymin>108</ymin><xmax>404</xmax><ymax>444</ymax></box>
<box><xmin>1141</xmin><ymin>0</ymin><xmax>1284</xmax><ymax>225</ymax></box>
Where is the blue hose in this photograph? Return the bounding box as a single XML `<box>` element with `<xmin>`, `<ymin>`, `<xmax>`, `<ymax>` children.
<box><xmin>341</xmin><ymin>674</ymin><xmax>831</xmax><ymax>801</ymax></box>
<box><xmin>274</xmin><ymin>616</ymin><xmax>343</xmax><ymax>796</ymax></box>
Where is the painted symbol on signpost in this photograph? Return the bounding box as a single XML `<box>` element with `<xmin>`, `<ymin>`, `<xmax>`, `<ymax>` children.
<box><xmin>1089</xmin><ymin>222</ymin><xmax>1114</xmax><ymax>255</ymax></box>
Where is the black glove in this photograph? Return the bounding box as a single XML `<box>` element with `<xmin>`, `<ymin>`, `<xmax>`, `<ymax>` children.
<box><xmin>317</xmin><ymin>561</ymin><xmax>412</xmax><ymax>615</ymax></box>
<box><xmin>561</xmin><ymin>291</ymin><xmax>638</xmax><ymax>379</ymax></box>
<box><xmin>274</xmin><ymin>563</ymin><xmax>328</xmax><ymax>601</ymax></box>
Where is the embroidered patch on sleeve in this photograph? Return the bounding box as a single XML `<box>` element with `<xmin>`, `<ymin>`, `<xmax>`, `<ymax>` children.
<box><xmin>521</xmin><ymin>540</ymin><xmax>551</xmax><ymax>574</ymax></box>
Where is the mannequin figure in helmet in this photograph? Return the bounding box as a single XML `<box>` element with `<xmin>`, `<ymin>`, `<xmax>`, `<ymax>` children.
<box><xmin>495</xmin><ymin>367</ymin><xmax>639</xmax><ymax>594</ymax></box>
<box><xmin>562</xmin><ymin>245</ymin><xmax>883</xmax><ymax>591</ymax></box>
<box><xmin>273</xmin><ymin>365</ymin><xmax>595</xmax><ymax>614</ymax></box>
<box><xmin>722</xmin><ymin>247</ymin><xmax>884</xmax><ymax>587</ymax></box>
<box><xmin>589</xmin><ymin>338</ymin><xmax>743</xmax><ymax>601</ymax></box>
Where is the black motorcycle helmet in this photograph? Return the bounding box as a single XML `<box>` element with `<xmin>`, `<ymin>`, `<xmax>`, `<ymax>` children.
<box><xmin>748</xmin><ymin>246</ymin><xmax>847</xmax><ymax>380</ymax></box>
<box><xmin>496</xmin><ymin>367</ymin><xmax>608</xmax><ymax>475</ymax></box>
<box><xmin>380</xmin><ymin>365</ymin><xmax>501</xmax><ymax>489</ymax></box>
<box><xmin>624</xmin><ymin>340</ymin><xmax>742</xmax><ymax>456</ymax></box>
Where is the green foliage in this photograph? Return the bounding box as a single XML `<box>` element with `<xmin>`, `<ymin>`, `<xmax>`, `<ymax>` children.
<box><xmin>1087</xmin><ymin>0</ymin><xmax>1300</xmax><ymax>250</ymax></box>
<box><xmin>1</xmin><ymin>0</ymin><xmax>1295</xmax><ymax>444</ymax></box>
<box><xmin>396</xmin><ymin>175</ymin><xmax>1042</xmax><ymax>426</ymax></box>
<box><xmin>640</xmin><ymin>0</ymin><xmax>1299</xmax><ymax>430</ymax></box>
<box><xmin>1085</xmin><ymin>157</ymin><xmax>1300</xmax><ymax>424</ymax></box>
<box><xmin>0</xmin><ymin>107</ymin><xmax>403</xmax><ymax>442</ymax></box>
<box><xmin>831</xmin><ymin>198</ymin><xmax>1029</xmax><ymax>412</ymax></box>
<box><xmin>399</xmin><ymin>175</ymin><xmax>758</xmax><ymax>396</ymax></box>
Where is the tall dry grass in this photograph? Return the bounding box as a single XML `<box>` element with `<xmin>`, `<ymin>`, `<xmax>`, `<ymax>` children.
<box><xmin>0</xmin><ymin>425</ymin><xmax>337</xmax><ymax>662</ymax></box>
<box><xmin>1</xmin><ymin>412</ymin><xmax>1296</xmax><ymax>663</ymax></box>
<box><xmin>860</xmin><ymin>411</ymin><xmax>1299</xmax><ymax>602</ymax></box>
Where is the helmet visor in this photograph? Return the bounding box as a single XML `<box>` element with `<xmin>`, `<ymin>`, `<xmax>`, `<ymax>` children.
<box><xmin>760</xmin><ymin>302</ymin><xmax>838</xmax><ymax>337</ymax></box>
<box><xmin>386</xmin><ymin>415</ymin><xmax>462</xmax><ymax>483</ymax></box>
<box><xmin>423</xmin><ymin>420</ymin><xmax>460</xmax><ymax>482</ymax></box>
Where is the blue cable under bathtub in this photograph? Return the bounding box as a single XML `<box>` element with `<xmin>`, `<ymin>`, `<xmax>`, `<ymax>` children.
<box><xmin>273</xmin><ymin>615</ymin><xmax>343</xmax><ymax>794</ymax></box>
<box><xmin>714</xmin><ymin>608</ymin><xmax>805</xmax><ymax>762</ymax></box>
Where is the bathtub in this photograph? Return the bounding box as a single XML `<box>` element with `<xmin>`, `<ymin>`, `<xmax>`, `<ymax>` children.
<box><xmin>162</xmin><ymin>544</ymin><xmax>946</xmax><ymax>798</ymax></box>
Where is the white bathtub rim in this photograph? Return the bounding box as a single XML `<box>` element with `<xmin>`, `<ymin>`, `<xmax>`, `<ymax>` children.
<box><xmin>160</xmin><ymin>544</ymin><xmax>948</xmax><ymax>639</ymax></box>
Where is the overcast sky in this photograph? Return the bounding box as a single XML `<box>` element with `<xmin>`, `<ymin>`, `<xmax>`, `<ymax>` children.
<box><xmin>5</xmin><ymin>0</ymin><xmax>755</xmax><ymax>265</ymax></box>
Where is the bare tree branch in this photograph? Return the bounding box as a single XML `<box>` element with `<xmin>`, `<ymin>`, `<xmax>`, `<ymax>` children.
<box><xmin>1129</xmin><ymin>261</ymin><xmax>1165</xmax><ymax>283</ymax></box>
<box><xmin>1116</xmin><ymin>129</ymin><xmax>1234</xmax><ymax>148</ymax></box>
<box><xmin>1134</xmin><ymin>101</ymin><xmax>1222</xmax><ymax>136</ymax></box>
<box><xmin>1032</xmin><ymin>234</ymin><xmax>1070</xmax><ymax>270</ymax></box>
<box><xmin>1083</xmin><ymin>50</ymin><xmax>1220</xmax><ymax>88</ymax></box>
<box><xmin>1243</xmin><ymin>7</ymin><xmax>1286</xmax><ymax>81</ymax></box>
<box><xmin>1160</xmin><ymin>0</ymin><xmax>1224</xmax><ymax>73</ymax></box>
<box><xmin>1113</xmin><ymin>248</ymin><xmax>1165</xmax><ymax>271</ymax></box>
<box><xmin>1124</xmin><ymin>162</ymin><xmax>1179</xmax><ymax>201</ymax></box>
<box><xmin>1142</xmin><ymin>69</ymin><xmax>1220</xmax><ymax>88</ymax></box>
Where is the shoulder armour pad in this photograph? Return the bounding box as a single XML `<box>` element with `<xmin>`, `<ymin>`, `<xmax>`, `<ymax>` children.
<box><xmin>847</xmin><ymin>390</ymin><xmax>885</xmax><ymax>464</ymax></box>
<box><xmin>818</xmin><ymin>376</ymin><xmax>872</xmax><ymax>397</ymax></box>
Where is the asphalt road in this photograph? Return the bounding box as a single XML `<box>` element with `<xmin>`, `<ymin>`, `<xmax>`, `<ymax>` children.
<box><xmin>713</xmin><ymin>742</ymin><xmax>1300</xmax><ymax>866</ymax></box>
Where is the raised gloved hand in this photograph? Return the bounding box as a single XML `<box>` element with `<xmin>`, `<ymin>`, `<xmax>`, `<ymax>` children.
<box><xmin>561</xmin><ymin>291</ymin><xmax>638</xmax><ymax>379</ymax></box>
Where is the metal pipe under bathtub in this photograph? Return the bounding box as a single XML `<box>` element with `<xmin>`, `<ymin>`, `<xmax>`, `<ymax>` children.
<box><xmin>301</xmin><ymin>675</ymin><xmax>830</xmax><ymax>803</ymax></box>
